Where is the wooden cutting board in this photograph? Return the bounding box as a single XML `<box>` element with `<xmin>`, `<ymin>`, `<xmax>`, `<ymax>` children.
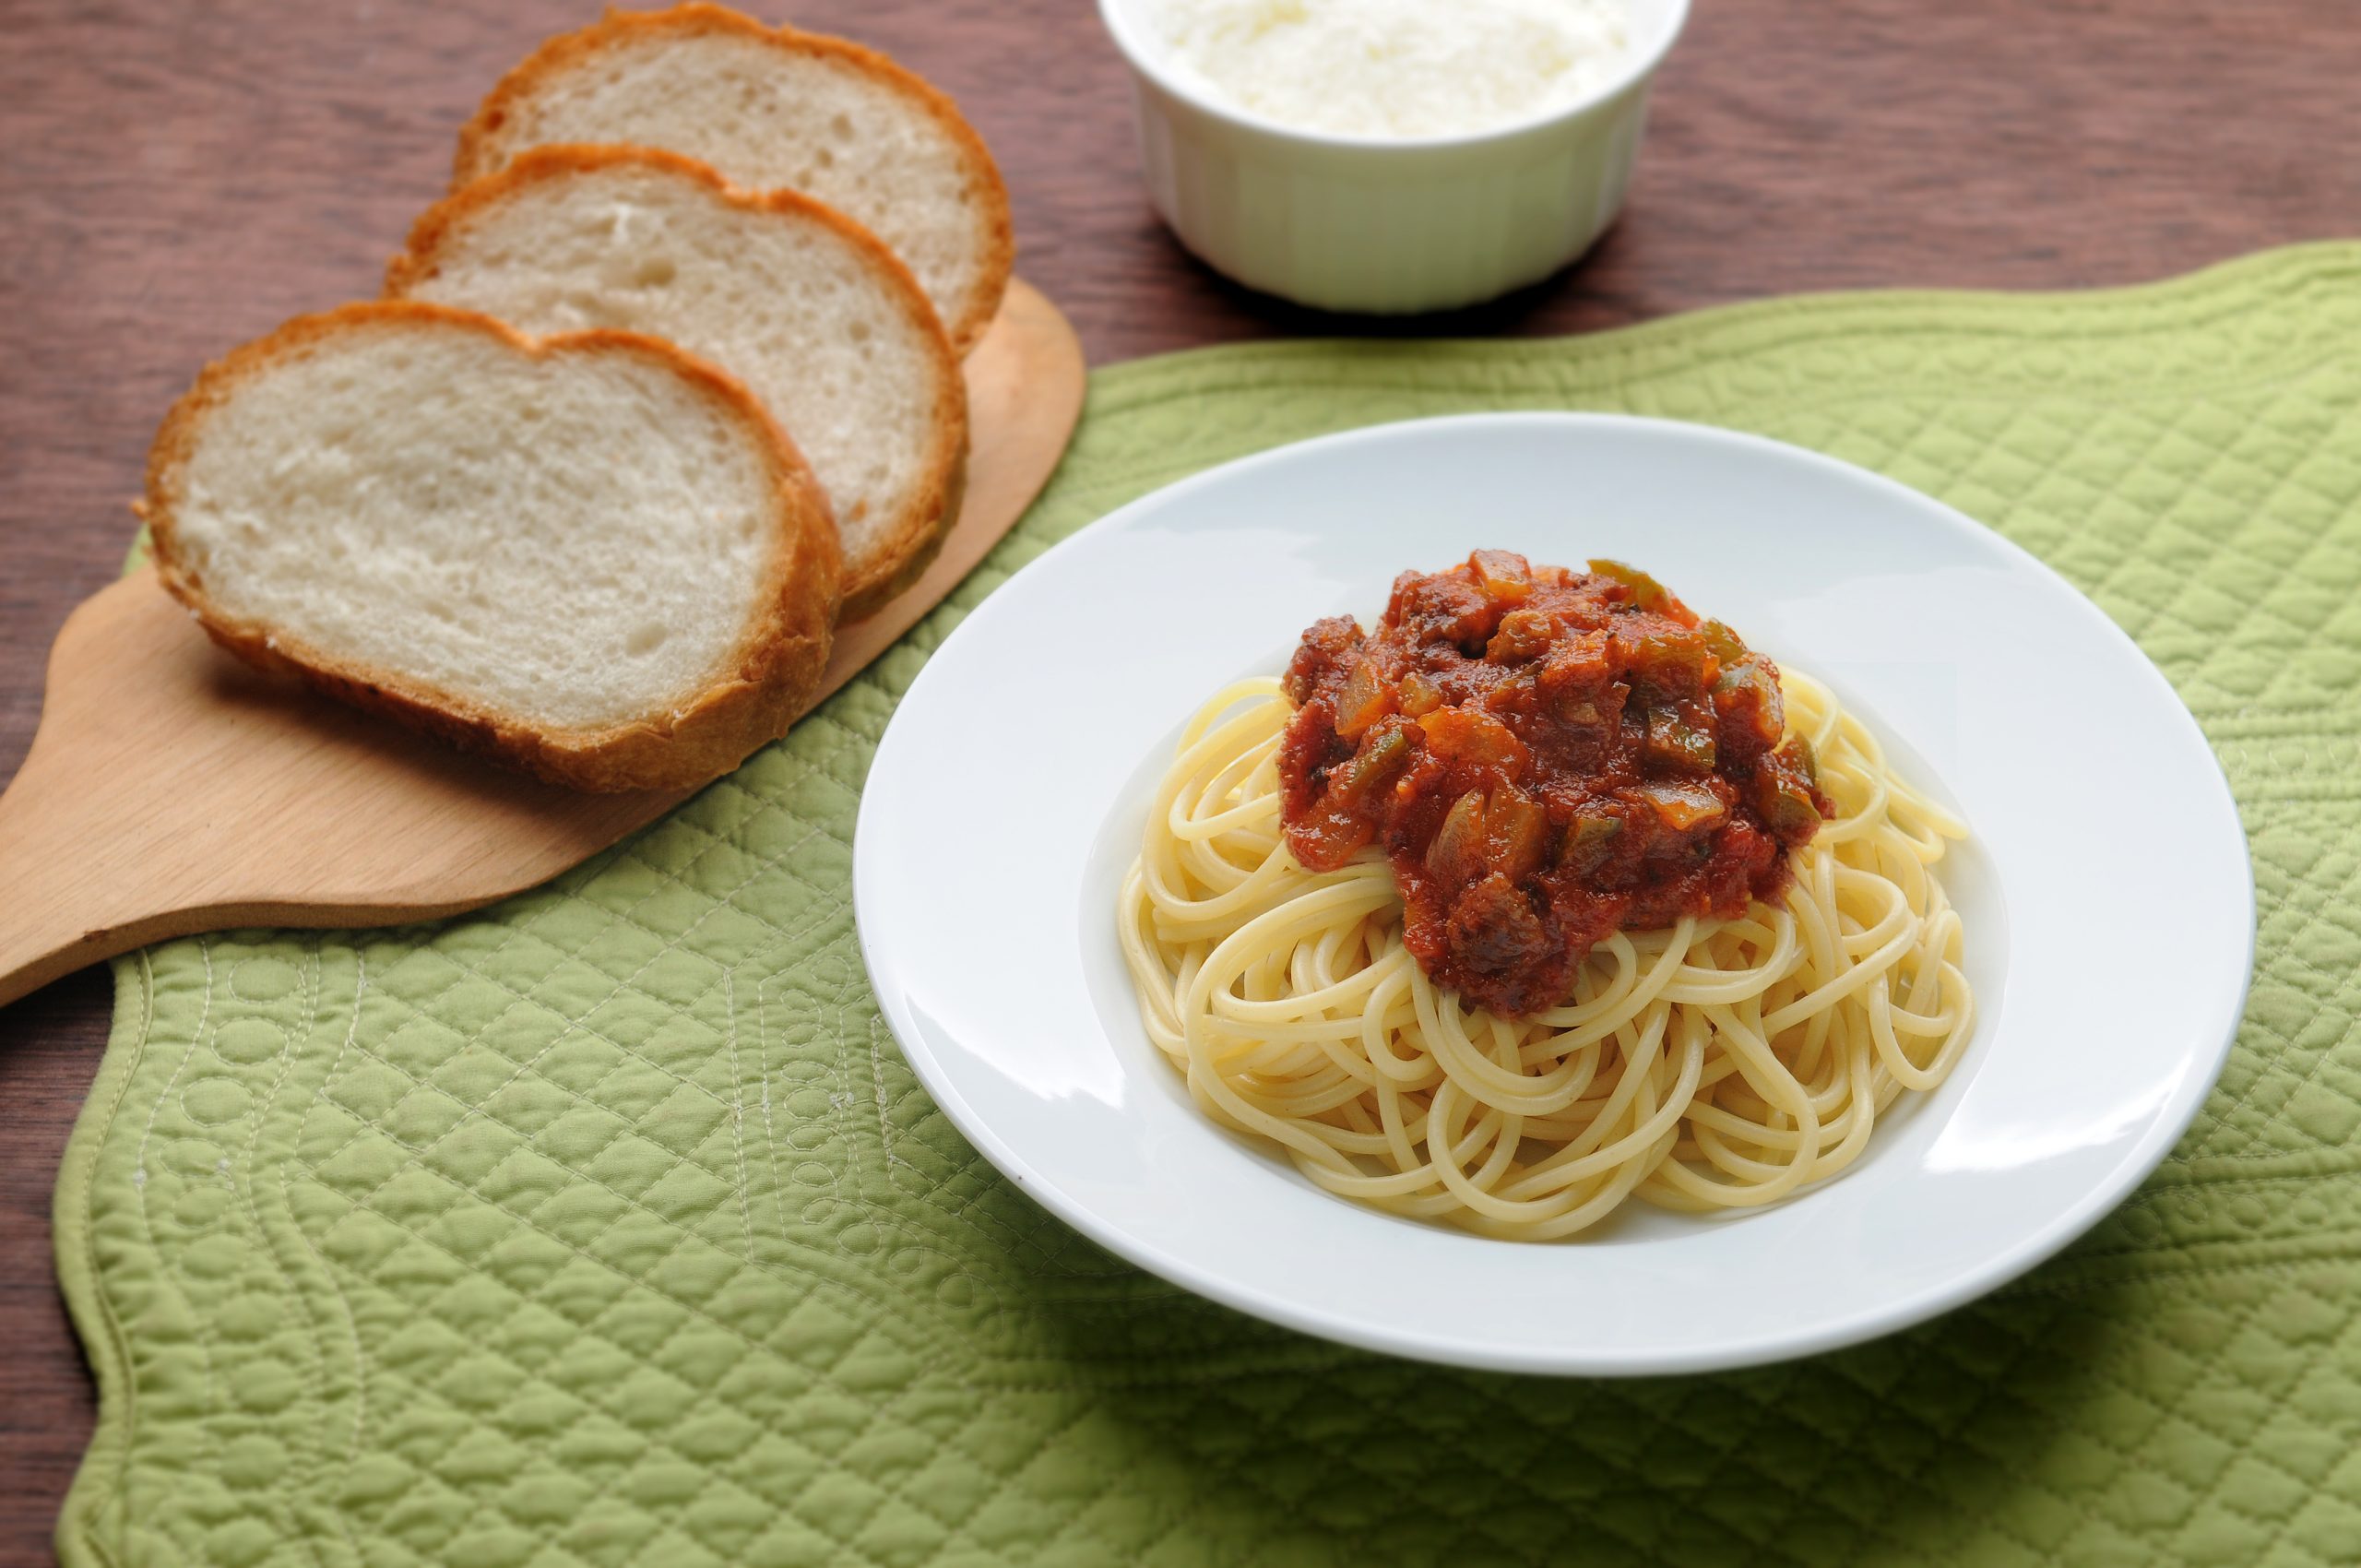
<box><xmin>0</xmin><ymin>279</ymin><xmax>1084</xmax><ymax>1009</ymax></box>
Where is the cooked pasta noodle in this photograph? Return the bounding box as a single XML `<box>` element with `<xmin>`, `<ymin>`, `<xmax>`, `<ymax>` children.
<box><xmin>1118</xmin><ymin>670</ymin><xmax>1974</xmax><ymax>1240</ymax></box>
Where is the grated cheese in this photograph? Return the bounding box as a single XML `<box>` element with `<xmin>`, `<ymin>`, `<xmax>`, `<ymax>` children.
<box><xmin>1156</xmin><ymin>0</ymin><xmax>1630</xmax><ymax>139</ymax></box>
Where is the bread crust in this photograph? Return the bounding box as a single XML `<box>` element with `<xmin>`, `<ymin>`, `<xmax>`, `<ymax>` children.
<box><xmin>452</xmin><ymin>2</ymin><xmax>1014</xmax><ymax>353</ymax></box>
<box><xmin>388</xmin><ymin>146</ymin><xmax>967</xmax><ymax>624</ymax></box>
<box><xmin>144</xmin><ymin>300</ymin><xmax>844</xmax><ymax>793</ymax></box>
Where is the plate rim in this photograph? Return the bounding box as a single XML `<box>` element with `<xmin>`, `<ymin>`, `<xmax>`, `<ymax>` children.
<box><xmin>853</xmin><ymin>410</ymin><xmax>2257</xmax><ymax>1375</ymax></box>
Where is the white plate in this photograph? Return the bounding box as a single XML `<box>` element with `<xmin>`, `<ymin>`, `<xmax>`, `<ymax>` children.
<box><xmin>853</xmin><ymin>414</ymin><xmax>2253</xmax><ymax>1375</ymax></box>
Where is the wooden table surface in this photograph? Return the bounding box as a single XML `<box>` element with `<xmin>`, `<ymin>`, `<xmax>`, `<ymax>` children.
<box><xmin>3</xmin><ymin>0</ymin><xmax>2355</xmax><ymax>1557</ymax></box>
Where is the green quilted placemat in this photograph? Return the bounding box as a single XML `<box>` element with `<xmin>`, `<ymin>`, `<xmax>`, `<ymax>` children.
<box><xmin>55</xmin><ymin>244</ymin><xmax>2361</xmax><ymax>1568</ymax></box>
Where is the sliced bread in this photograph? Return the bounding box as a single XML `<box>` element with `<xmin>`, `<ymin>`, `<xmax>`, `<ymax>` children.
<box><xmin>452</xmin><ymin>3</ymin><xmax>1013</xmax><ymax>352</ymax></box>
<box><xmin>144</xmin><ymin>301</ymin><xmax>843</xmax><ymax>793</ymax></box>
<box><xmin>389</xmin><ymin>147</ymin><xmax>966</xmax><ymax>621</ymax></box>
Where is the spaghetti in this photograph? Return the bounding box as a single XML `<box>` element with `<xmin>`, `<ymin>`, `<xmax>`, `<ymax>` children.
<box><xmin>1118</xmin><ymin>666</ymin><xmax>1974</xmax><ymax>1241</ymax></box>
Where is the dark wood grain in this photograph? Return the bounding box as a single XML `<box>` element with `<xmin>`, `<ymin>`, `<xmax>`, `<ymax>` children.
<box><xmin>3</xmin><ymin>0</ymin><xmax>2356</xmax><ymax>1559</ymax></box>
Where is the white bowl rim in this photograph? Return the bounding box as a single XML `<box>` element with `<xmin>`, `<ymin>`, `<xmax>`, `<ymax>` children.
<box><xmin>1095</xmin><ymin>0</ymin><xmax>1695</xmax><ymax>153</ymax></box>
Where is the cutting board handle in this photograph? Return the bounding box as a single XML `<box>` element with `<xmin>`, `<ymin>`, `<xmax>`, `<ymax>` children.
<box><xmin>0</xmin><ymin>800</ymin><xmax>116</xmax><ymax>1007</ymax></box>
<box><xmin>0</xmin><ymin>580</ymin><xmax>223</xmax><ymax>1006</ymax></box>
<box><xmin>0</xmin><ymin>821</ymin><xmax>213</xmax><ymax>1008</ymax></box>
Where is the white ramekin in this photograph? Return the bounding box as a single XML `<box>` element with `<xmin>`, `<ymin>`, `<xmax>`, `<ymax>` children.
<box><xmin>1097</xmin><ymin>0</ymin><xmax>1691</xmax><ymax>315</ymax></box>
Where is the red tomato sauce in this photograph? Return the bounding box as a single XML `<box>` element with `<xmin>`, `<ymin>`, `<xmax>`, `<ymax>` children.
<box><xmin>1278</xmin><ymin>552</ymin><xmax>1831</xmax><ymax>1017</ymax></box>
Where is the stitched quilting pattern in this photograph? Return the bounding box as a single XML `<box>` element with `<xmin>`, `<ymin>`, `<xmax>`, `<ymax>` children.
<box><xmin>53</xmin><ymin>245</ymin><xmax>2361</xmax><ymax>1568</ymax></box>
